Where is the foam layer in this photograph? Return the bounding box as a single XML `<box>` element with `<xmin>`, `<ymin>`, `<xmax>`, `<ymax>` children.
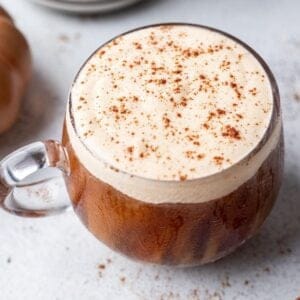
<box><xmin>66</xmin><ymin>110</ymin><xmax>281</xmax><ymax>204</ymax></box>
<box><xmin>69</xmin><ymin>24</ymin><xmax>274</xmax><ymax>182</ymax></box>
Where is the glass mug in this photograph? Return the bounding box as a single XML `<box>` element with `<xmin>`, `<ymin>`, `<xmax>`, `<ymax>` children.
<box><xmin>0</xmin><ymin>24</ymin><xmax>284</xmax><ymax>266</ymax></box>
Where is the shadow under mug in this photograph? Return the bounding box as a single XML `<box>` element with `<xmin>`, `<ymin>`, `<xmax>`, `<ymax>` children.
<box><xmin>0</xmin><ymin>24</ymin><xmax>284</xmax><ymax>266</ymax></box>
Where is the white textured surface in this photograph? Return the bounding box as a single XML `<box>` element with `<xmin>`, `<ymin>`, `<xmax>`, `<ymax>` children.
<box><xmin>0</xmin><ymin>0</ymin><xmax>299</xmax><ymax>299</ymax></box>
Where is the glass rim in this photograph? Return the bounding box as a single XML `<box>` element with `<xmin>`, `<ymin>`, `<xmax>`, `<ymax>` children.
<box><xmin>67</xmin><ymin>22</ymin><xmax>280</xmax><ymax>183</ymax></box>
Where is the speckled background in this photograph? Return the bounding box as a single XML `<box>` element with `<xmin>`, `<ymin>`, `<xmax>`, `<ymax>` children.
<box><xmin>0</xmin><ymin>0</ymin><xmax>299</xmax><ymax>299</ymax></box>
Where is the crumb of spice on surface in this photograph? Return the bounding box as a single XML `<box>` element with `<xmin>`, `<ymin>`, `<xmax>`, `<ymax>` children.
<box><xmin>58</xmin><ymin>34</ymin><xmax>70</xmax><ymax>43</ymax></box>
<box><xmin>97</xmin><ymin>262</ymin><xmax>109</xmax><ymax>278</ymax></box>
<box><xmin>206</xmin><ymin>291</ymin><xmax>223</xmax><ymax>300</ymax></box>
<box><xmin>159</xmin><ymin>292</ymin><xmax>181</xmax><ymax>300</ymax></box>
<box><xmin>191</xmin><ymin>289</ymin><xmax>200</xmax><ymax>300</ymax></box>
<box><xmin>98</xmin><ymin>264</ymin><xmax>106</xmax><ymax>270</ymax></box>
<box><xmin>221</xmin><ymin>274</ymin><xmax>231</xmax><ymax>288</ymax></box>
<box><xmin>120</xmin><ymin>276</ymin><xmax>126</xmax><ymax>283</ymax></box>
<box><xmin>277</xmin><ymin>238</ymin><xmax>293</xmax><ymax>255</ymax></box>
<box><xmin>294</xmin><ymin>93</ymin><xmax>300</xmax><ymax>102</ymax></box>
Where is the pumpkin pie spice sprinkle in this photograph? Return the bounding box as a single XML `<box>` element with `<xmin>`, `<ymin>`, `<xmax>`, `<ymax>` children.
<box><xmin>71</xmin><ymin>25</ymin><xmax>273</xmax><ymax>180</ymax></box>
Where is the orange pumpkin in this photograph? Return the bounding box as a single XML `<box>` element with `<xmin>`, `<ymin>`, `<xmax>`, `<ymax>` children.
<box><xmin>0</xmin><ymin>6</ymin><xmax>31</xmax><ymax>134</ymax></box>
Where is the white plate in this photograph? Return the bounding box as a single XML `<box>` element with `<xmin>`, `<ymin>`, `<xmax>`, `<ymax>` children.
<box><xmin>29</xmin><ymin>0</ymin><xmax>143</xmax><ymax>13</ymax></box>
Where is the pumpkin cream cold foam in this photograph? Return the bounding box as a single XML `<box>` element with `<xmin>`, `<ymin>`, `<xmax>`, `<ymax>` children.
<box><xmin>67</xmin><ymin>24</ymin><xmax>280</xmax><ymax>204</ymax></box>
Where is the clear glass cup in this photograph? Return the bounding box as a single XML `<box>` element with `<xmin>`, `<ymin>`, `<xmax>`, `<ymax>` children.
<box><xmin>0</xmin><ymin>24</ymin><xmax>284</xmax><ymax>266</ymax></box>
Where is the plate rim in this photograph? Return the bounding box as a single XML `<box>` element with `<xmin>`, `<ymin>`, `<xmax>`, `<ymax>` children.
<box><xmin>28</xmin><ymin>0</ymin><xmax>143</xmax><ymax>13</ymax></box>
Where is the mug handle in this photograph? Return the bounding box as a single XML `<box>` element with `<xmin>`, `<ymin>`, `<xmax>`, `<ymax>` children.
<box><xmin>0</xmin><ymin>140</ymin><xmax>71</xmax><ymax>217</ymax></box>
